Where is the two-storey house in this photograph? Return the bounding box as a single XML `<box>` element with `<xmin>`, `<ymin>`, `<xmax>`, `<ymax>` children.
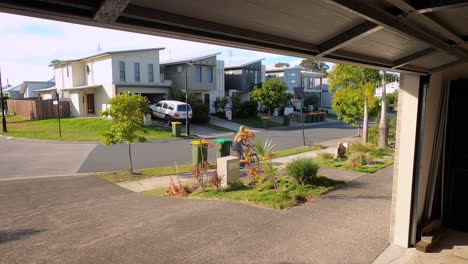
<box><xmin>160</xmin><ymin>53</ymin><xmax>224</xmax><ymax>113</ymax></box>
<box><xmin>224</xmin><ymin>59</ymin><xmax>264</xmax><ymax>102</ymax></box>
<box><xmin>49</xmin><ymin>48</ymin><xmax>171</xmax><ymax>117</ymax></box>
<box><xmin>265</xmin><ymin>66</ymin><xmax>326</xmax><ymax>105</ymax></box>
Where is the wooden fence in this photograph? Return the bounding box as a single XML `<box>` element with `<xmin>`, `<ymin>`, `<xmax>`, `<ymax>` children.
<box><xmin>7</xmin><ymin>99</ymin><xmax>70</xmax><ymax>120</ymax></box>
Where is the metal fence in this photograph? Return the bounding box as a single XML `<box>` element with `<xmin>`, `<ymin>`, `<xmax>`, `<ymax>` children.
<box><xmin>7</xmin><ymin>98</ymin><xmax>70</xmax><ymax>120</ymax></box>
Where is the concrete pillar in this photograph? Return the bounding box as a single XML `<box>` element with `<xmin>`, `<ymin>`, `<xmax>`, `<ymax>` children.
<box><xmin>217</xmin><ymin>156</ymin><xmax>240</xmax><ymax>187</ymax></box>
<box><xmin>390</xmin><ymin>74</ymin><xmax>420</xmax><ymax>247</ymax></box>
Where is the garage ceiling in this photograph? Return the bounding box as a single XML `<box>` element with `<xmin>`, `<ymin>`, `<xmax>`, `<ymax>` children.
<box><xmin>0</xmin><ymin>0</ymin><xmax>467</xmax><ymax>74</ymax></box>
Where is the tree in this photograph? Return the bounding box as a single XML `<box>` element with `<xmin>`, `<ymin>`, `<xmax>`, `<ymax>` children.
<box><xmin>378</xmin><ymin>71</ymin><xmax>399</xmax><ymax>148</ymax></box>
<box><xmin>328</xmin><ymin>64</ymin><xmax>380</xmax><ymax>143</ymax></box>
<box><xmin>251</xmin><ymin>78</ymin><xmax>287</xmax><ymax>117</ymax></box>
<box><xmin>300</xmin><ymin>59</ymin><xmax>330</xmax><ymax>74</ymax></box>
<box><xmin>49</xmin><ymin>59</ymin><xmax>64</xmax><ymax>67</ymax></box>
<box><xmin>275</xmin><ymin>62</ymin><xmax>290</xmax><ymax>68</ymax></box>
<box><xmin>101</xmin><ymin>93</ymin><xmax>149</xmax><ymax>174</ymax></box>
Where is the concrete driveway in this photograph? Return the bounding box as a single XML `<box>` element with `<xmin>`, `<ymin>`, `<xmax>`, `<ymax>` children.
<box><xmin>0</xmin><ymin>137</ymin><xmax>95</xmax><ymax>179</ymax></box>
<box><xmin>0</xmin><ymin>166</ymin><xmax>393</xmax><ymax>264</ymax></box>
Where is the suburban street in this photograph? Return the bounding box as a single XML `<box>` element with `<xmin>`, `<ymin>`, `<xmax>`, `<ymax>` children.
<box><xmin>0</xmin><ymin>121</ymin><xmax>357</xmax><ymax>178</ymax></box>
<box><xmin>80</xmin><ymin>121</ymin><xmax>357</xmax><ymax>173</ymax></box>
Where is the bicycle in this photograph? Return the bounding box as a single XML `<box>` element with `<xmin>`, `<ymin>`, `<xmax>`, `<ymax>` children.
<box><xmin>242</xmin><ymin>143</ymin><xmax>260</xmax><ymax>169</ymax></box>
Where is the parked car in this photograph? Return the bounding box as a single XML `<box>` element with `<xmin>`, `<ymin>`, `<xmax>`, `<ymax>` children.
<box><xmin>149</xmin><ymin>100</ymin><xmax>193</xmax><ymax>124</ymax></box>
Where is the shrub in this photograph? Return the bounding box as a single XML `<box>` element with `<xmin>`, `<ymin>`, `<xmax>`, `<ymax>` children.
<box><xmin>348</xmin><ymin>142</ymin><xmax>377</xmax><ymax>154</ymax></box>
<box><xmin>192</xmin><ymin>103</ymin><xmax>210</xmax><ymax>124</ymax></box>
<box><xmin>304</xmin><ymin>94</ymin><xmax>319</xmax><ymax>108</ymax></box>
<box><xmin>286</xmin><ymin>158</ymin><xmax>320</xmax><ymax>186</ymax></box>
<box><xmin>242</xmin><ymin>101</ymin><xmax>258</xmax><ymax>118</ymax></box>
<box><xmin>315</xmin><ymin>152</ymin><xmax>334</xmax><ymax>162</ymax></box>
<box><xmin>225</xmin><ymin>180</ymin><xmax>247</xmax><ymax>191</ymax></box>
<box><xmin>230</xmin><ymin>93</ymin><xmax>243</xmax><ymax>118</ymax></box>
<box><xmin>213</xmin><ymin>97</ymin><xmax>228</xmax><ymax>115</ymax></box>
<box><xmin>347</xmin><ymin>151</ymin><xmax>373</xmax><ymax>166</ymax></box>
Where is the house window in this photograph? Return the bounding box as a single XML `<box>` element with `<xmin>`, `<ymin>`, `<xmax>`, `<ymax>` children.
<box><xmin>254</xmin><ymin>70</ymin><xmax>258</xmax><ymax>84</ymax></box>
<box><xmin>176</xmin><ymin>65</ymin><xmax>183</xmax><ymax>73</ymax></box>
<box><xmin>207</xmin><ymin>66</ymin><xmax>213</xmax><ymax>83</ymax></box>
<box><xmin>119</xmin><ymin>61</ymin><xmax>126</xmax><ymax>81</ymax></box>
<box><xmin>290</xmin><ymin>72</ymin><xmax>296</xmax><ymax>77</ymax></box>
<box><xmin>195</xmin><ymin>65</ymin><xmax>202</xmax><ymax>83</ymax></box>
<box><xmin>291</xmin><ymin>80</ymin><xmax>296</xmax><ymax>83</ymax></box>
<box><xmin>86</xmin><ymin>65</ymin><xmax>90</xmax><ymax>75</ymax></box>
<box><xmin>66</xmin><ymin>66</ymin><xmax>69</xmax><ymax>78</ymax></box>
<box><xmin>148</xmin><ymin>64</ymin><xmax>154</xmax><ymax>82</ymax></box>
<box><xmin>134</xmin><ymin>62</ymin><xmax>140</xmax><ymax>82</ymax></box>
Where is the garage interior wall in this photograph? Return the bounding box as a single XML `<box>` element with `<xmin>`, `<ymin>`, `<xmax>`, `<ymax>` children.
<box><xmin>390</xmin><ymin>63</ymin><xmax>468</xmax><ymax>247</ymax></box>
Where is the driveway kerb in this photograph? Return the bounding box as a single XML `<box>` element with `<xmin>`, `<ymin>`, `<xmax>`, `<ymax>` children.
<box><xmin>0</xmin><ymin>172</ymin><xmax>96</xmax><ymax>182</ymax></box>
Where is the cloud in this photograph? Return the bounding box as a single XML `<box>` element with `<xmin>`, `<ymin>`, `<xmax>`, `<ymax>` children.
<box><xmin>0</xmin><ymin>12</ymin><xmax>307</xmax><ymax>84</ymax></box>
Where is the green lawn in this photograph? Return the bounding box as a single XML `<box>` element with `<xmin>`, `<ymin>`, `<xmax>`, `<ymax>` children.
<box><xmin>143</xmin><ymin>176</ymin><xmax>344</xmax><ymax>209</ymax></box>
<box><xmin>206</xmin><ymin>123</ymin><xmax>235</xmax><ymax>132</ymax></box>
<box><xmin>273</xmin><ymin>145</ymin><xmax>322</xmax><ymax>158</ymax></box>
<box><xmin>315</xmin><ymin>146</ymin><xmax>394</xmax><ymax>173</ymax></box>
<box><xmin>231</xmin><ymin>117</ymin><xmax>283</xmax><ymax>128</ymax></box>
<box><xmin>97</xmin><ymin>163</ymin><xmax>200</xmax><ymax>183</ymax></box>
<box><xmin>1</xmin><ymin>115</ymin><xmax>175</xmax><ymax>141</ymax></box>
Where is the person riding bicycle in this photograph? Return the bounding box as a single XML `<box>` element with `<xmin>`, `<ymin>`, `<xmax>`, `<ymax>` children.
<box><xmin>232</xmin><ymin>126</ymin><xmax>253</xmax><ymax>165</ymax></box>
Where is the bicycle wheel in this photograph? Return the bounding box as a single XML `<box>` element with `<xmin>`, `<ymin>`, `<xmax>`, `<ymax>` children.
<box><xmin>250</xmin><ymin>153</ymin><xmax>260</xmax><ymax>167</ymax></box>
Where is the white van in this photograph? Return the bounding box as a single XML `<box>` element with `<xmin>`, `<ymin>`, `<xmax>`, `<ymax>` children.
<box><xmin>149</xmin><ymin>100</ymin><xmax>193</xmax><ymax>124</ymax></box>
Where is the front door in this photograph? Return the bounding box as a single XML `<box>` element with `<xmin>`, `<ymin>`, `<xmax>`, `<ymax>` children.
<box><xmin>86</xmin><ymin>94</ymin><xmax>95</xmax><ymax>114</ymax></box>
<box><xmin>204</xmin><ymin>93</ymin><xmax>210</xmax><ymax>105</ymax></box>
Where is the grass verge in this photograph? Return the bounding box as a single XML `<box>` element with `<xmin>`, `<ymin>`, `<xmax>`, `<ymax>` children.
<box><xmin>206</xmin><ymin>123</ymin><xmax>235</xmax><ymax>132</ymax></box>
<box><xmin>231</xmin><ymin>117</ymin><xmax>283</xmax><ymax>129</ymax></box>
<box><xmin>143</xmin><ymin>176</ymin><xmax>344</xmax><ymax>209</ymax></box>
<box><xmin>273</xmin><ymin>145</ymin><xmax>322</xmax><ymax>158</ymax></box>
<box><xmin>2</xmin><ymin>115</ymin><xmax>174</xmax><ymax>141</ymax></box>
<box><xmin>97</xmin><ymin>163</ymin><xmax>197</xmax><ymax>183</ymax></box>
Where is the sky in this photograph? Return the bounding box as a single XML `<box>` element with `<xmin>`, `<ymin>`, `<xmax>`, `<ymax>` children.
<box><xmin>0</xmin><ymin>12</ymin><xmax>316</xmax><ymax>86</ymax></box>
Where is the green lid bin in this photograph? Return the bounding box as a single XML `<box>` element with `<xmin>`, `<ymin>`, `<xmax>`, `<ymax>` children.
<box><xmin>215</xmin><ymin>138</ymin><xmax>232</xmax><ymax>158</ymax></box>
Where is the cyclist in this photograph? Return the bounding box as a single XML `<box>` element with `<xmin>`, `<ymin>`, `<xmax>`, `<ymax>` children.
<box><xmin>232</xmin><ymin>126</ymin><xmax>255</xmax><ymax>166</ymax></box>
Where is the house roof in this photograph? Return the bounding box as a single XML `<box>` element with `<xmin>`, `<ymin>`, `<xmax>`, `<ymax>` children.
<box><xmin>265</xmin><ymin>66</ymin><xmax>303</xmax><ymax>72</ymax></box>
<box><xmin>160</xmin><ymin>52</ymin><xmax>221</xmax><ymax>66</ymax></box>
<box><xmin>61</xmin><ymin>84</ymin><xmax>103</xmax><ymax>91</ymax></box>
<box><xmin>265</xmin><ymin>67</ymin><xmax>326</xmax><ymax>77</ymax></box>
<box><xmin>3</xmin><ymin>1</ymin><xmax>468</xmax><ymax>74</ymax></box>
<box><xmin>224</xmin><ymin>58</ymin><xmax>264</xmax><ymax>70</ymax></box>
<box><xmin>3</xmin><ymin>84</ymin><xmax>22</xmax><ymax>92</ymax></box>
<box><xmin>33</xmin><ymin>86</ymin><xmax>57</xmax><ymax>93</ymax></box>
<box><xmin>19</xmin><ymin>81</ymin><xmax>55</xmax><ymax>93</ymax></box>
<box><xmin>52</xmin><ymin>48</ymin><xmax>165</xmax><ymax>67</ymax></box>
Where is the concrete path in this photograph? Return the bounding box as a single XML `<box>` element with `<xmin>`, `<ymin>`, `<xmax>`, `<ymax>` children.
<box><xmin>117</xmin><ymin>139</ymin><xmax>364</xmax><ymax>193</ymax></box>
<box><xmin>0</xmin><ymin>137</ymin><xmax>95</xmax><ymax>179</ymax></box>
<box><xmin>0</xmin><ymin>165</ymin><xmax>393</xmax><ymax>264</ymax></box>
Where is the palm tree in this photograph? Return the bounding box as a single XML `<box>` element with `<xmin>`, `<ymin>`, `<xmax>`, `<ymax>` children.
<box><xmin>378</xmin><ymin>71</ymin><xmax>399</xmax><ymax>147</ymax></box>
<box><xmin>328</xmin><ymin>64</ymin><xmax>380</xmax><ymax>143</ymax></box>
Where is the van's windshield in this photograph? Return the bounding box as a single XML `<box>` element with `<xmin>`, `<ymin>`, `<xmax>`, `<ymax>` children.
<box><xmin>177</xmin><ymin>105</ymin><xmax>192</xmax><ymax>112</ymax></box>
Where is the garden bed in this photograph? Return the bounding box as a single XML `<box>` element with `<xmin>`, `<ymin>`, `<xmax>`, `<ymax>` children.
<box><xmin>143</xmin><ymin>176</ymin><xmax>344</xmax><ymax>209</ymax></box>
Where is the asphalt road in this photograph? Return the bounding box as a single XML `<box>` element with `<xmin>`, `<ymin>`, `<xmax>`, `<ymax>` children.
<box><xmin>0</xmin><ymin>138</ymin><xmax>95</xmax><ymax>179</ymax></box>
<box><xmin>78</xmin><ymin>122</ymin><xmax>357</xmax><ymax>173</ymax></box>
<box><xmin>0</xmin><ymin>166</ymin><xmax>393</xmax><ymax>264</ymax></box>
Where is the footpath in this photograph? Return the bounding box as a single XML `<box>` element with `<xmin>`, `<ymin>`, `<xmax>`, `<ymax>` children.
<box><xmin>116</xmin><ymin>136</ymin><xmax>362</xmax><ymax>192</ymax></box>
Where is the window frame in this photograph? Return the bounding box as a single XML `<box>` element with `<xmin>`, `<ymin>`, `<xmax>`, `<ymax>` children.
<box><xmin>148</xmin><ymin>64</ymin><xmax>154</xmax><ymax>82</ymax></box>
<box><xmin>134</xmin><ymin>62</ymin><xmax>140</xmax><ymax>82</ymax></box>
<box><xmin>195</xmin><ymin>65</ymin><xmax>202</xmax><ymax>83</ymax></box>
<box><xmin>206</xmin><ymin>66</ymin><xmax>213</xmax><ymax>83</ymax></box>
<box><xmin>119</xmin><ymin>61</ymin><xmax>126</xmax><ymax>82</ymax></box>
